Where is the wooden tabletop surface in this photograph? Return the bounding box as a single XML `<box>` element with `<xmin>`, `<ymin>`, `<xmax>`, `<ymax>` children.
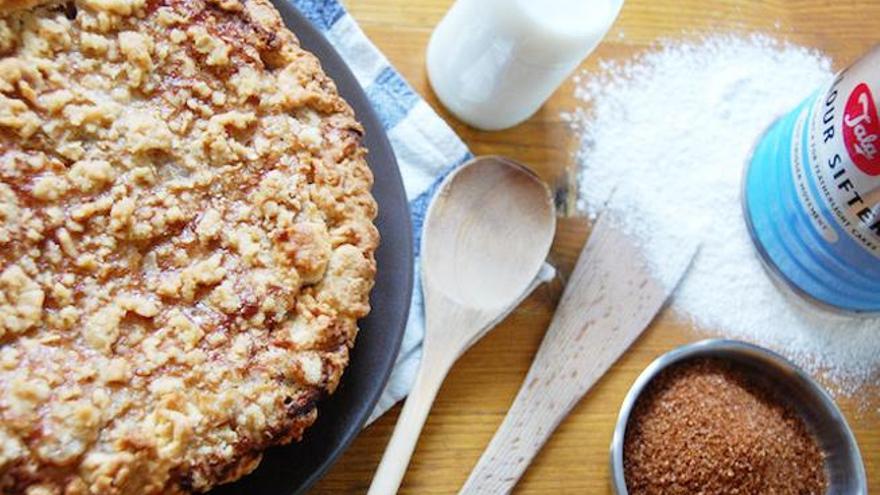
<box><xmin>314</xmin><ymin>1</ymin><xmax>880</xmax><ymax>493</ymax></box>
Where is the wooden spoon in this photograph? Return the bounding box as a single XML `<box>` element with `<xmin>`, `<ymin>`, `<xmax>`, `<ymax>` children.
<box><xmin>367</xmin><ymin>156</ymin><xmax>556</xmax><ymax>495</ymax></box>
<box><xmin>460</xmin><ymin>211</ymin><xmax>698</xmax><ymax>494</ymax></box>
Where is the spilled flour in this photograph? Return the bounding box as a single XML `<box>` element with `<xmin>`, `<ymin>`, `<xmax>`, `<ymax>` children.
<box><xmin>565</xmin><ymin>34</ymin><xmax>880</xmax><ymax>398</ymax></box>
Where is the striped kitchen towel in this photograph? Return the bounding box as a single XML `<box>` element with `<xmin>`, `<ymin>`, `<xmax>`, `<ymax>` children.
<box><xmin>290</xmin><ymin>0</ymin><xmax>554</xmax><ymax>424</ymax></box>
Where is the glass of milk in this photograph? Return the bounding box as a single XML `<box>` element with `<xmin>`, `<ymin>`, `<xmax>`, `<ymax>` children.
<box><xmin>427</xmin><ymin>0</ymin><xmax>624</xmax><ymax>131</ymax></box>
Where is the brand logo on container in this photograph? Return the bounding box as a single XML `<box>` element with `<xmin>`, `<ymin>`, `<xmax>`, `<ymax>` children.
<box><xmin>843</xmin><ymin>83</ymin><xmax>880</xmax><ymax>175</ymax></box>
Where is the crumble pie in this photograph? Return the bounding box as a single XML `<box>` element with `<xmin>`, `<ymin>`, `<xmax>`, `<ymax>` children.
<box><xmin>0</xmin><ymin>0</ymin><xmax>378</xmax><ymax>492</ymax></box>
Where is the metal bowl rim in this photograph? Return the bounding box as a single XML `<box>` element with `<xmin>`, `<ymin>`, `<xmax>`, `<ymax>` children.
<box><xmin>609</xmin><ymin>338</ymin><xmax>867</xmax><ymax>494</ymax></box>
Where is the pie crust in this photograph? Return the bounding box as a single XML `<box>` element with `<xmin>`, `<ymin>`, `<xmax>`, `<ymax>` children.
<box><xmin>0</xmin><ymin>0</ymin><xmax>378</xmax><ymax>492</ymax></box>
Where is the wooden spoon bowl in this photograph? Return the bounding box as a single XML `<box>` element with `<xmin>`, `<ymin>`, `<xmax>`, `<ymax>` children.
<box><xmin>421</xmin><ymin>156</ymin><xmax>557</xmax><ymax>350</ymax></box>
<box><xmin>367</xmin><ymin>156</ymin><xmax>556</xmax><ymax>495</ymax></box>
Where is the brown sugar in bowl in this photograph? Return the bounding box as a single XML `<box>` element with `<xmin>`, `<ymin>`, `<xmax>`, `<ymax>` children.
<box><xmin>610</xmin><ymin>339</ymin><xmax>866</xmax><ymax>495</ymax></box>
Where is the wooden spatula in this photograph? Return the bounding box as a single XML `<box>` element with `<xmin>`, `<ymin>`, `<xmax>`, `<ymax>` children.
<box><xmin>459</xmin><ymin>212</ymin><xmax>698</xmax><ymax>494</ymax></box>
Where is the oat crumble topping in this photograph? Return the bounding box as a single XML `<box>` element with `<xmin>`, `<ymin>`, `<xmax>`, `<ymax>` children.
<box><xmin>0</xmin><ymin>0</ymin><xmax>379</xmax><ymax>492</ymax></box>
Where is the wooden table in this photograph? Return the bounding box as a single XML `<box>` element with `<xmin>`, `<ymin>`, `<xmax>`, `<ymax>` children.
<box><xmin>315</xmin><ymin>1</ymin><xmax>880</xmax><ymax>492</ymax></box>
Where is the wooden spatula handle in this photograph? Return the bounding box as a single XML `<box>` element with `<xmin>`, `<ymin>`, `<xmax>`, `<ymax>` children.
<box><xmin>460</xmin><ymin>216</ymin><xmax>695</xmax><ymax>494</ymax></box>
<box><xmin>458</xmin><ymin>317</ymin><xmax>632</xmax><ymax>495</ymax></box>
<box><xmin>459</xmin><ymin>361</ymin><xmax>586</xmax><ymax>494</ymax></box>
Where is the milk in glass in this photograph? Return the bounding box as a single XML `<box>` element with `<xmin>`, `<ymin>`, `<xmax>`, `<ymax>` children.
<box><xmin>427</xmin><ymin>0</ymin><xmax>623</xmax><ymax>130</ymax></box>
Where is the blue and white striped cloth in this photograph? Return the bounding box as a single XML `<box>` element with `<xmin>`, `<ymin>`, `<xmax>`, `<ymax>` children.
<box><xmin>291</xmin><ymin>0</ymin><xmax>553</xmax><ymax>424</ymax></box>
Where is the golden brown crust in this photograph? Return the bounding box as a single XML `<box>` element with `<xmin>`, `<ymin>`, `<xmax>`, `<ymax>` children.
<box><xmin>0</xmin><ymin>0</ymin><xmax>47</xmax><ymax>14</ymax></box>
<box><xmin>0</xmin><ymin>0</ymin><xmax>378</xmax><ymax>493</ymax></box>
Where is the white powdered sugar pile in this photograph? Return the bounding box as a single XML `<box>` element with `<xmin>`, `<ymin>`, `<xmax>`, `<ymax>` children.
<box><xmin>565</xmin><ymin>34</ymin><xmax>880</xmax><ymax>397</ymax></box>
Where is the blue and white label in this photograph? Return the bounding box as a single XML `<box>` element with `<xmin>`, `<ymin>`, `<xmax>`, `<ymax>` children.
<box><xmin>744</xmin><ymin>46</ymin><xmax>880</xmax><ymax>312</ymax></box>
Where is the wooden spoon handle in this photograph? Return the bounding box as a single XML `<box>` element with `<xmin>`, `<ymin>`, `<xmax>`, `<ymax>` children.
<box><xmin>460</xmin><ymin>216</ymin><xmax>696</xmax><ymax>494</ymax></box>
<box><xmin>368</xmin><ymin>349</ymin><xmax>454</xmax><ymax>495</ymax></box>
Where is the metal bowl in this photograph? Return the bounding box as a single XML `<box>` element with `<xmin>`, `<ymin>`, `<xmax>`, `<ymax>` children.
<box><xmin>610</xmin><ymin>339</ymin><xmax>867</xmax><ymax>495</ymax></box>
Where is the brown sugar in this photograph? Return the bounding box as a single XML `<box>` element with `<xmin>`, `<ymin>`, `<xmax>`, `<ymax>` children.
<box><xmin>623</xmin><ymin>358</ymin><xmax>827</xmax><ymax>494</ymax></box>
